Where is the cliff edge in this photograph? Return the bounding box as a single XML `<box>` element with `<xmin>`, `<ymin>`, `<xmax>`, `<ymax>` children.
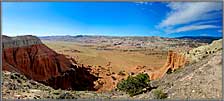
<box><xmin>2</xmin><ymin>35</ymin><xmax>98</xmax><ymax>90</ymax></box>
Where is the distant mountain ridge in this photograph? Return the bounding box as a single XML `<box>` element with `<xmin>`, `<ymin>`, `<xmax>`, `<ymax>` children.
<box><xmin>176</xmin><ymin>36</ymin><xmax>222</xmax><ymax>43</ymax></box>
<box><xmin>39</xmin><ymin>35</ymin><xmax>222</xmax><ymax>44</ymax></box>
<box><xmin>39</xmin><ymin>35</ymin><xmax>166</xmax><ymax>39</ymax></box>
<box><xmin>40</xmin><ymin>35</ymin><xmax>222</xmax><ymax>39</ymax></box>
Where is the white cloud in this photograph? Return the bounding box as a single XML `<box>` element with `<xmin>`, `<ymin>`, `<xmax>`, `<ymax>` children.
<box><xmin>157</xmin><ymin>2</ymin><xmax>222</xmax><ymax>34</ymax></box>
<box><xmin>166</xmin><ymin>24</ymin><xmax>220</xmax><ymax>34</ymax></box>
<box><xmin>193</xmin><ymin>20</ymin><xmax>220</xmax><ymax>25</ymax></box>
<box><xmin>159</xmin><ymin>2</ymin><xmax>222</xmax><ymax>27</ymax></box>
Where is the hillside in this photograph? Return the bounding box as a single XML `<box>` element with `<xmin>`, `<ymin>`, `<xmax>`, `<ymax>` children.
<box><xmin>147</xmin><ymin>51</ymin><xmax>222</xmax><ymax>99</ymax></box>
<box><xmin>2</xmin><ymin>71</ymin><xmax>130</xmax><ymax>99</ymax></box>
<box><xmin>136</xmin><ymin>39</ymin><xmax>222</xmax><ymax>99</ymax></box>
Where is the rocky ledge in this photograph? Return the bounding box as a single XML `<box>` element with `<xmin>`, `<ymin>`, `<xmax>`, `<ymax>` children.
<box><xmin>2</xmin><ymin>35</ymin><xmax>42</xmax><ymax>48</ymax></box>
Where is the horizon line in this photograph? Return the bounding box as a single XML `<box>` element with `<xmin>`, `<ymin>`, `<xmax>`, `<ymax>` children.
<box><xmin>2</xmin><ymin>34</ymin><xmax>223</xmax><ymax>38</ymax></box>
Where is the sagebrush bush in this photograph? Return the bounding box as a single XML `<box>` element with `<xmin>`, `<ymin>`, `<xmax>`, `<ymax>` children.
<box><xmin>153</xmin><ymin>89</ymin><xmax>168</xmax><ymax>99</ymax></box>
<box><xmin>166</xmin><ymin>68</ymin><xmax>173</xmax><ymax>74</ymax></box>
<box><xmin>117</xmin><ymin>73</ymin><xmax>150</xmax><ymax>96</ymax></box>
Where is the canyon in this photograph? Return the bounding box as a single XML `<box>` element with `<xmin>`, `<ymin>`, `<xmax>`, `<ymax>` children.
<box><xmin>3</xmin><ymin>35</ymin><xmax>189</xmax><ymax>92</ymax></box>
<box><xmin>2</xmin><ymin>35</ymin><xmax>222</xmax><ymax>99</ymax></box>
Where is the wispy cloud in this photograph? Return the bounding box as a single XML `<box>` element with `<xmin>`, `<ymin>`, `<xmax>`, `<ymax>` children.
<box><xmin>157</xmin><ymin>2</ymin><xmax>222</xmax><ymax>34</ymax></box>
<box><xmin>135</xmin><ymin>2</ymin><xmax>153</xmax><ymax>6</ymax></box>
<box><xmin>159</xmin><ymin>2</ymin><xmax>221</xmax><ymax>27</ymax></box>
<box><xmin>218</xmin><ymin>30</ymin><xmax>222</xmax><ymax>33</ymax></box>
<box><xmin>200</xmin><ymin>33</ymin><xmax>209</xmax><ymax>36</ymax></box>
<box><xmin>165</xmin><ymin>25</ymin><xmax>220</xmax><ymax>34</ymax></box>
<box><xmin>192</xmin><ymin>20</ymin><xmax>220</xmax><ymax>26</ymax></box>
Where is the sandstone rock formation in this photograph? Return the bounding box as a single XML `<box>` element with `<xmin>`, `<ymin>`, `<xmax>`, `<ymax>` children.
<box><xmin>147</xmin><ymin>42</ymin><xmax>222</xmax><ymax>99</ymax></box>
<box><xmin>149</xmin><ymin>50</ymin><xmax>186</xmax><ymax>80</ymax></box>
<box><xmin>2</xmin><ymin>35</ymin><xmax>98</xmax><ymax>90</ymax></box>
<box><xmin>89</xmin><ymin>64</ymin><xmax>121</xmax><ymax>92</ymax></box>
<box><xmin>185</xmin><ymin>39</ymin><xmax>222</xmax><ymax>63</ymax></box>
<box><xmin>145</xmin><ymin>39</ymin><xmax>222</xmax><ymax>81</ymax></box>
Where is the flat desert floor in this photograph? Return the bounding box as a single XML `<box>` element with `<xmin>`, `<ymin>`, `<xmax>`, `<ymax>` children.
<box><xmin>43</xmin><ymin>40</ymin><xmax>167</xmax><ymax>73</ymax></box>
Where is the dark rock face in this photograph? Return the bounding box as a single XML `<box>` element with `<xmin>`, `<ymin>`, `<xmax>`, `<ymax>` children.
<box><xmin>41</xmin><ymin>66</ymin><xmax>97</xmax><ymax>91</ymax></box>
<box><xmin>2</xmin><ymin>35</ymin><xmax>98</xmax><ymax>91</ymax></box>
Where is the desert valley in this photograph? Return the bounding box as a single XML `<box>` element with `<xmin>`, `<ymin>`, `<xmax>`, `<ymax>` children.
<box><xmin>2</xmin><ymin>35</ymin><xmax>222</xmax><ymax>99</ymax></box>
<box><xmin>2</xmin><ymin>1</ymin><xmax>223</xmax><ymax>100</ymax></box>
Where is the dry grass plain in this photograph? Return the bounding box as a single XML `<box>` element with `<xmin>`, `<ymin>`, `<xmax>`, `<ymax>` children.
<box><xmin>43</xmin><ymin>40</ymin><xmax>167</xmax><ymax>73</ymax></box>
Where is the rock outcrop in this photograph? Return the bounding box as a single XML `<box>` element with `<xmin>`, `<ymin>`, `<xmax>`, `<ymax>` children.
<box><xmin>137</xmin><ymin>39</ymin><xmax>222</xmax><ymax>81</ymax></box>
<box><xmin>147</xmin><ymin>41</ymin><xmax>222</xmax><ymax>99</ymax></box>
<box><xmin>2</xmin><ymin>35</ymin><xmax>42</xmax><ymax>48</ymax></box>
<box><xmin>2</xmin><ymin>35</ymin><xmax>98</xmax><ymax>90</ymax></box>
<box><xmin>149</xmin><ymin>50</ymin><xmax>186</xmax><ymax>80</ymax></box>
<box><xmin>185</xmin><ymin>39</ymin><xmax>222</xmax><ymax>63</ymax></box>
<box><xmin>148</xmin><ymin>39</ymin><xmax>222</xmax><ymax>80</ymax></box>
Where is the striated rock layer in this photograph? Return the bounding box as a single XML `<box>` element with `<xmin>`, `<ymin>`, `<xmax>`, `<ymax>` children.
<box><xmin>2</xmin><ymin>35</ymin><xmax>98</xmax><ymax>90</ymax></box>
<box><xmin>149</xmin><ymin>50</ymin><xmax>186</xmax><ymax>80</ymax></box>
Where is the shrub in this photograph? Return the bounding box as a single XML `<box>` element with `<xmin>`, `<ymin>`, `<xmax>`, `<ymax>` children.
<box><xmin>173</xmin><ymin>68</ymin><xmax>183</xmax><ymax>74</ymax></box>
<box><xmin>117</xmin><ymin>73</ymin><xmax>150</xmax><ymax>96</ymax></box>
<box><xmin>57</xmin><ymin>92</ymin><xmax>77</xmax><ymax>99</ymax></box>
<box><xmin>166</xmin><ymin>68</ymin><xmax>173</xmax><ymax>74</ymax></box>
<box><xmin>153</xmin><ymin>89</ymin><xmax>168</xmax><ymax>99</ymax></box>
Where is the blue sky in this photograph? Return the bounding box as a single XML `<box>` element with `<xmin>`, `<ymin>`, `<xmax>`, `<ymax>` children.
<box><xmin>2</xmin><ymin>2</ymin><xmax>223</xmax><ymax>37</ymax></box>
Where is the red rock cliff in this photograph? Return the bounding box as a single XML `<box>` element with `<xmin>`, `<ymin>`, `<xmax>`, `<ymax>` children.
<box><xmin>2</xmin><ymin>35</ymin><xmax>98</xmax><ymax>90</ymax></box>
<box><xmin>149</xmin><ymin>50</ymin><xmax>186</xmax><ymax>80</ymax></box>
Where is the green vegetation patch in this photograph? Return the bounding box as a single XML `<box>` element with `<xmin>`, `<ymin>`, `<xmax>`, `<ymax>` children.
<box><xmin>117</xmin><ymin>73</ymin><xmax>150</xmax><ymax>96</ymax></box>
<box><xmin>153</xmin><ymin>89</ymin><xmax>168</xmax><ymax>99</ymax></box>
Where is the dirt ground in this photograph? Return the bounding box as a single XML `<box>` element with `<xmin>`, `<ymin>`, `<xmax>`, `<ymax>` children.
<box><xmin>43</xmin><ymin>40</ymin><xmax>167</xmax><ymax>74</ymax></box>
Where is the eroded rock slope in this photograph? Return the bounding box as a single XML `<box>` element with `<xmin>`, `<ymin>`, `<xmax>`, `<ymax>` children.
<box><xmin>2</xmin><ymin>35</ymin><xmax>98</xmax><ymax>90</ymax></box>
<box><xmin>144</xmin><ymin>39</ymin><xmax>223</xmax><ymax>99</ymax></box>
